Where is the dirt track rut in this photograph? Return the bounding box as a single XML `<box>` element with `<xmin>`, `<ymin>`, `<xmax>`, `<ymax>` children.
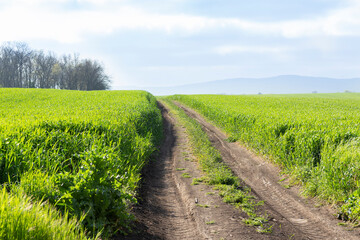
<box><xmin>175</xmin><ymin>101</ymin><xmax>360</xmax><ymax>240</ymax></box>
<box><xmin>123</xmin><ymin>102</ymin><xmax>202</xmax><ymax>239</ymax></box>
<box><xmin>122</xmin><ymin>101</ymin><xmax>360</xmax><ymax>240</ymax></box>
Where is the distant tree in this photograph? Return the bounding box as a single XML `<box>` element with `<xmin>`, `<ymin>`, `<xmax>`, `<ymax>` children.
<box><xmin>0</xmin><ymin>43</ymin><xmax>16</xmax><ymax>87</ymax></box>
<box><xmin>24</xmin><ymin>51</ymin><xmax>36</xmax><ymax>88</ymax></box>
<box><xmin>0</xmin><ymin>42</ymin><xmax>34</xmax><ymax>88</ymax></box>
<box><xmin>34</xmin><ymin>51</ymin><xmax>58</xmax><ymax>88</ymax></box>
<box><xmin>51</xmin><ymin>63</ymin><xmax>62</xmax><ymax>89</ymax></box>
<box><xmin>0</xmin><ymin>42</ymin><xmax>110</xmax><ymax>90</ymax></box>
<box><xmin>76</xmin><ymin>59</ymin><xmax>110</xmax><ymax>91</ymax></box>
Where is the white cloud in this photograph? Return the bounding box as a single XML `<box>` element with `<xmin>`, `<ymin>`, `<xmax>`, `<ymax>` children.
<box><xmin>278</xmin><ymin>7</ymin><xmax>360</xmax><ymax>38</ymax></box>
<box><xmin>0</xmin><ymin>0</ymin><xmax>360</xmax><ymax>44</ymax></box>
<box><xmin>214</xmin><ymin>45</ymin><xmax>290</xmax><ymax>55</ymax></box>
<box><xmin>0</xmin><ymin>3</ymin><xmax>217</xmax><ymax>43</ymax></box>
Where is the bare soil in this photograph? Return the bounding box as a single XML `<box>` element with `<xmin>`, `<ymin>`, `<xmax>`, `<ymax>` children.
<box><xmin>121</xmin><ymin>101</ymin><xmax>360</xmax><ymax>240</ymax></box>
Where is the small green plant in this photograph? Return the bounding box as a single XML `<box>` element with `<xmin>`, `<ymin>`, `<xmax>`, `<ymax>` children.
<box><xmin>182</xmin><ymin>173</ymin><xmax>191</xmax><ymax>178</ymax></box>
<box><xmin>282</xmin><ymin>184</ymin><xmax>291</xmax><ymax>189</ymax></box>
<box><xmin>256</xmin><ymin>225</ymin><xmax>273</xmax><ymax>233</ymax></box>
<box><xmin>192</xmin><ymin>176</ymin><xmax>207</xmax><ymax>185</ymax></box>
<box><xmin>205</xmin><ymin>220</ymin><xmax>215</xmax><ymax>225</ymax></box>
<box><xmin>243</xmin><ymin>216</ymin><xmax>268</xmax><ymax>227</ymax></box>
<box><xmin>176</xmin><ymin>168</ymin><xmax>186</xmax><ymax>171</ymax></box>
<box><xmin>225</xmin><ymin>136</ymin><xmax>237</xmax><ymax>142</ymax></box>
<box><xmin>196</xmin><ymin>204</ymin><xmax>210</xmax><ymax>208</ymax></box>
<box><xmin>278</xmin><ymin>177</ymin><xmax>287</xmax><ymax>182</ymax></box>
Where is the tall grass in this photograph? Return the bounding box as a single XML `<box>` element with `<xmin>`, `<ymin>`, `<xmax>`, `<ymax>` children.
<box><xmin>0</xmin><ymin>89</ymin><xmax>162</xmax><ymax>238</ymax></box>
<box><xmin>0</xmin><ymin>187</ymin><xmax>93</xmax><ymax>240</ymax></box>
<box><xmin>168</xmin><ymin>93</ymin><xmax>360</xmax><ymax>223</ymax></box>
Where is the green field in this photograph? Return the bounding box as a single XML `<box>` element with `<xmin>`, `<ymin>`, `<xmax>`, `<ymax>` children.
<box><xmin>168</xmin><ymin>93</ymin><xmax>360</xmax><ymax>222</ymax></box>
<box><xmin>0</xmin><ymin>89</ymin><xmax>162</xmax><ymax>238</ymax></box>
<box><xmin>3</xmin><ymin>89</ymin><xmax>360</xmax><ymax>238</ymax></box>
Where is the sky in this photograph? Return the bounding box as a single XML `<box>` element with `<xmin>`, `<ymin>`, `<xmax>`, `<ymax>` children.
<box><xmin>0</xmin><ymin>0</ymin><xmax>360</xmax><ymax>88</ymax></box>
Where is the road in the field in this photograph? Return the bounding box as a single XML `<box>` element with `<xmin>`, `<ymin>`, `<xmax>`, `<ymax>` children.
<box><xmin>175</xmin><ymin>101</ymin><xmax>360</xmax><ymax>240</ymax></box>
<box><xmin>120</xmin><ymin>101</ymin><xmax>360</xmax><ymax>240</ymax></box>
<box><xmin>121</xmin><ymin>102</ymin><xmax>202</xmax><ymax>239</ymax></box>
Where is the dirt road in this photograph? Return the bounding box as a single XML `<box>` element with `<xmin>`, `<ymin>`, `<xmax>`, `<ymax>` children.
<box><xmin>122</xmin><ymin>101</ymin><xmax>360</xmax><ymax>240</ymax></box>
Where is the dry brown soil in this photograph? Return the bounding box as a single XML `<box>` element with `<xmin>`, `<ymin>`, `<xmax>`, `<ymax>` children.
<box><xmin>120</xmin><ymin>101</ymin><xmax>360</xmax><ymax>240</ymax></box>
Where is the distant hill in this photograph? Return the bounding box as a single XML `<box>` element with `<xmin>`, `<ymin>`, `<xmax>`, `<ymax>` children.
<box><xmin>114</xmin><ymin>75</ymin><xmax>360</xmax><ymax>95</ymax></box>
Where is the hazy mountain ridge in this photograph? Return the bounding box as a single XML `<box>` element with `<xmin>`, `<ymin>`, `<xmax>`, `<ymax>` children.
<box><xmin>114</xmin><ymin>75</ymin><xmax>360</xmax><ymax>95</ymax></box>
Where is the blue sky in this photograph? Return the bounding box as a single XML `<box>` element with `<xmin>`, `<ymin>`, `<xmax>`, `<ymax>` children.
<box><xmin>0</xmin><ymin>0</ymin><xmax>359</xmax><ymax>88</ymax></box>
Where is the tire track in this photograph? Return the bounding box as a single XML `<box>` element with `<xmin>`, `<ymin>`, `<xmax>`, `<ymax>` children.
<box><xmin>125</xmin><ymin>101</ymin><xmax>310</xmax><ymax>240</ymax></box>
<box><xmin>123</xmin><ymin>102</ymin><xmax>202</xmax><ymax>240</ymax></box>
<box><xmin>176</xmin><ymin>101</ymin><xmax>360</xmax><ymax>240</ymax></box>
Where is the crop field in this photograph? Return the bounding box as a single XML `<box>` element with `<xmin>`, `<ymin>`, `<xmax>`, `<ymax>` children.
<box><xmin>0</xmin><ymin>89</ymin><xmax>162</xmax><ymax>239</ymax></box>
<box><xmin>169</xmin><ymin>93</ymin><xmax>360</xmax><ymax>222</ymax></box>
<box><xmin>3</xmin><ymin>89</ymin><xmax>360</xmax><ymax>239</ymax></box>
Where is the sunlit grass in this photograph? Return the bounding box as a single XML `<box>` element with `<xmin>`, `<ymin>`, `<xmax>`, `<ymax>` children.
<box><xmin>0</xmin><ymin>89</ymin><xmax>163</xmax><ymax>238</ymax></box>
<box><xmin>168</xmin><ymin>93</ymin><xmax>360</xmax><ymax>223</ymax></box>
<box><xmin>0</xmin><ymin>187</ymin><xmax>94</xmax><ymax>240</ymax></box>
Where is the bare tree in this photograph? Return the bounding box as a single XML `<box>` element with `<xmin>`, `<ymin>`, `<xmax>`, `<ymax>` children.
<box><xmin>76</xmin><ymin>59</ymin><xmax>110</xmax><ymax>91</ymax></box>
<box><xmin>13</xmin><ymin>42</ymin><xmax>33</xmax><ymax>88</ymax></box>
<box><xmin>34</xmin><ymin>51</ymin><xmax>57</xmax><ymax>88</ymax></box>
<box><xmin>0</xmin><ymin>42</ymin><xmax>111</xmax><ymax>90</ymax></box>
<box><xmin>0</xmin><ymin>44</ymin><xmax>16</xmax><ymax>87</ymax></box>
<box><xmin>59</xmin><ymin>54</ymin><xmax>80</xmax><ymax>90</ymax></box>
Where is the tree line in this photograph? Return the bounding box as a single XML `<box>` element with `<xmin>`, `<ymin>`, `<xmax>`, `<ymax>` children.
<box><xmin>0</xmin><ymin>42</ymin><xmax>110</xmax><ymax>90</ymax></box>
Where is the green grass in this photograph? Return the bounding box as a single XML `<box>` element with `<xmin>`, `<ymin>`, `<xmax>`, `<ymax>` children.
<box><xmin>0</xmin><ymin>187</ymin><xmax>94</xmax><ymax>240</ymax></box>
<box><xmin>168</xmin><ymin>93</ymin><xmax>360</xmax><ymax>223</ymax></box>
<box><xmin>196</xmin><ymin>204</ymin><xmax>210</xmax><ymax>208</ymax></box>
<box><xmin>160</xmin><ymin>99</ymin><xmax>270</xmax><ymax>231</ymax></box>
<box><xmin>192</xmin><ymin>176</ymin><xmax>207</xmax><ymax>185</ymax></box>
<box><xmin>182</xmin><ymin>172</ymin><xmax>192</xmax><ymax>178</ymax></box>
<box><xmin>0</xmin><ymin>89</ymin><xmax>163</xmax><ymax>238</ymax></box>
